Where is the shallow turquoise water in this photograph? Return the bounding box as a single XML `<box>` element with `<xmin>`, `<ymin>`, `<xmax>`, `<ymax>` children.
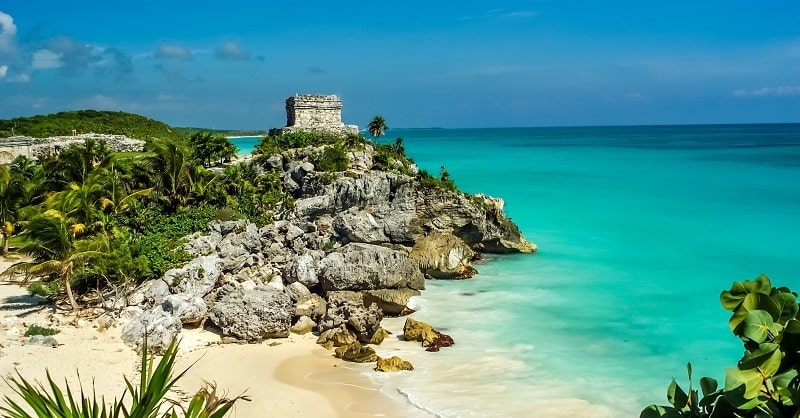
<box><xmin>234</xmin><ymin>125</ymin><xmax>800</xmax><ymax>416</ymax></box>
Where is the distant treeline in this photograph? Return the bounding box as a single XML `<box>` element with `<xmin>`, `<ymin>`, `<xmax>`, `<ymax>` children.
<box><xmin>0</xmin><ymin>110</ymin><xmax>187</xmax><ymax>143</ymax></box>
<box><xmin>175</xmin><ymin>127</ymin><xmax>268</xmax><ymax>137</ymax></box>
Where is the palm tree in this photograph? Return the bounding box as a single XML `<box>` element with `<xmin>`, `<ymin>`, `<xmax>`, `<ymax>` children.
<box><xmin>367</xmin><ymin>116</ymin><xmax>388</xmax><ymax>140</ymax></box>
<box><xmin>145</xmin><ymin>140</ymin><xmax>194</xmax><ymax>212</ymax></box>
<box><xmin>0</xmin><ymin>151</ymin><xmax>21</xmax><ymax>255</ymax></box>
<box><xmin>1</xmin><ymin>210</ymin><xmax>104</xmax><ymax>310</ymax></box>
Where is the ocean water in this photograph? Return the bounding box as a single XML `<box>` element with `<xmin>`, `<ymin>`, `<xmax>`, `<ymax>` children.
<box><xmin>233</xmin><ymin>125</ymin><xmax>800</xmax><ymax>417</ymax></box>
<box><xmin>228</xmin><ymin>135</ymin><xmax>261</xmax><ymax>156</ymax></box>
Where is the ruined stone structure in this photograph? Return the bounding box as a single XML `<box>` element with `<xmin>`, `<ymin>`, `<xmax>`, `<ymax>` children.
<box><xmin>0</xmin><ymin>133</ymin><xmax>146</xmax><ymax>161</ymax></box>
<box><xmin>270</xmin><ymin>94</ymin><xmax>358</xmax><ymax>136</ymax></box>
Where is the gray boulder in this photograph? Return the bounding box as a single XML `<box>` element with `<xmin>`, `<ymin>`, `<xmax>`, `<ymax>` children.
<box><xmin>290</xmin><ymin>316</ymin><xmax>317</xmax><ymax>335</ymax></box>
<box><xmin>121</xmin><ymin>306</ymin><xmax>182</xmax><ymax>354</ymax></box>
<box><xmin>165</xmin><ymin>255</ymin><xmax>221</xmax><ymax>298</ymax></box>
<box><xmin>285</xmin><ymin>281</ymin><xmax>311</xmax><ymax>303</ymax></box>
<box><xmin>162</xmin><ymin>293</ymin><xmax>208</xmax><ymax>325</ymax></box>
<box><xmin>333</xmin><ymin>209</ymin><xmax>389</xmax><ymax>244</ymax></box>
<box><xmin>184</xmin><ymin>230</ymin><xmax>223</xmax><ymax>257</ymax></box>
<box><xmin>318</xmin><ymin>243</ymin><xmax>425</xmax><ymax>291</ymax></box>
<box><xmin>319</xmin><ymin>291</ymin><xmax>383</xmax><ymax>344</ymax></box>
<box><xmin>209</xmin><ymin>285</ymin><xmax>293</xmax><ymax>341</ymax></box>
<box><xmin>283</xmin><ymin>254</ymin><xmax>319</xmax><ymax>288</ymax></box>
<box><xmin>127</xmin><ymin>279</ymin><xmax>171</xmax><ymax>308</ymax></box>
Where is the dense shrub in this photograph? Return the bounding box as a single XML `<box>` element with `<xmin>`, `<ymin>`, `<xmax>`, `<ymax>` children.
<box><xmin>24</xmin><ymin>324</ymin><xmax>61</xmax><ymax>336</ymax></box>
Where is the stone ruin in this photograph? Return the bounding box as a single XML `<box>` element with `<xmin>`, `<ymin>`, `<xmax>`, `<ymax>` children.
<box><xmin>270</xmin><ymin>94</ymin><xmax>359</xmax><ymax>136</ymax></box>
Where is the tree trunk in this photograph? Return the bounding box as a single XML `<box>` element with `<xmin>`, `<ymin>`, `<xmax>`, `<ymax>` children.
<box><xmin>1</xmin><ymin>234</ymin><xmax>7</xmax><ymax>255</ymax></box>
<box><xmin>63</xmin><ymin>263</ymin><xmax>80</xmax><ymax>311</ymax></box>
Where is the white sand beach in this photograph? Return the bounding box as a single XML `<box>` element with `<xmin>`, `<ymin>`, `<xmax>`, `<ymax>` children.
<box><xmin>0</xmin><ymin>256</ymin><xmax>414</xmax><ymax>418</ymax></box>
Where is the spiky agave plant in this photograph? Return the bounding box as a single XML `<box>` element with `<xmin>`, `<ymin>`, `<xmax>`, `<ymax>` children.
<box><xmin>1</xmin><ymin>339</ymin><xmax>248</xmax><ymax>418</ymax></box>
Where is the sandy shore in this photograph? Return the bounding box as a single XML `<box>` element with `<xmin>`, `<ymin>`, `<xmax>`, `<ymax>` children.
<box><xmin>0</xmin><ymin>256</ymin><xmax>415</xmax><ymax>417</ymax></box>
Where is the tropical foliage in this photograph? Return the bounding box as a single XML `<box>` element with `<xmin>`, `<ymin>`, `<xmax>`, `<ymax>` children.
<box><xmin>641</xmin><ymin>275</ymin><xmax>800</xmax><ymax>418</ymax></box>
<box><xmin>1</xmin><ymin>339</ymin><xmax>248</xmax><ymax>418</ymax></box>
<box><xmin>0</xmin><ymin>110</ymin><xmax>186</xmax><ymax>143</ymax></box>
<box><xmin>188</xmin><ymin>132</ymin><xmax>237</xmax><ymax>167</ymax></box>
<box><xmin>367</xmin><ymin>115</ymin><xmax>388</xmax><ymax>139</ymax></box>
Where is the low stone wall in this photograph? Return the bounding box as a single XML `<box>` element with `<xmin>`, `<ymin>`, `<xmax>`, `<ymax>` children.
<box><xmin>0</xmin><ymin>133</ymin><xmax>146</xmax><ymax>160</ymax></box>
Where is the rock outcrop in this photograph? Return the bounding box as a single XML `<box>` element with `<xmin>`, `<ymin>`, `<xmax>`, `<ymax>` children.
<box><xmin>376</xmin><ymin>356</ymin><xmax>414</xmax><ymax>372</ymax></box>
<box><xmin>120</xmin><ymin>133</ymin><xmax>534</xmax><ymax>355</ymax></box>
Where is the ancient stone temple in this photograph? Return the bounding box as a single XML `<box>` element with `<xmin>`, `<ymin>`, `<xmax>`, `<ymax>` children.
<box><xmin>270</xmin><ymin>94</ymin><xmax>358</xmax><ymax>136</ymax></box>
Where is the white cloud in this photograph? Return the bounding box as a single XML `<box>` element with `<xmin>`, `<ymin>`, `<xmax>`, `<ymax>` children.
<box><xmin>216</xmin><ymin>40</ymin><xmax>249</xmax><ymax>61</ymax></box>
<box><xmin>0</xmin><ymin>11</ymin><xmax>16</xmax><ymax>52</ymax></box>
<box><xmin>733</xmin><ymin>85</ymin><xmax>800</xmax><ymax>97</ymax></box>
<box><xmin>31</xmin><ymin>49</ymin><xmax>63</xmax><ymax>69</ymax></box>
<box><xmin>155</xmin><ymin>43</ymin><xmax>193</xmax><ymax>61</ymax></box>
<box><xmin>0</xmin><ymin>64</ymin><xmax>6</xmax><ymax>78</ymax></box>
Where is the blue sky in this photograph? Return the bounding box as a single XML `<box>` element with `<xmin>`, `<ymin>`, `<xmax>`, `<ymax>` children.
<box><xmin>0</xmin><ymin>1</ymin><xmax>799</xmax><ymax>129</ymax></box>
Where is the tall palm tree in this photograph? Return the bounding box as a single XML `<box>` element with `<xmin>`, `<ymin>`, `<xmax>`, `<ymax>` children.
<box><xmin>368</xmin><ymin>116</ymin><xmax>388</xmax><ymax>140</ymax></box>
<box><xmin>145</xmin><ymin>140</ymin><xmax>194</xmax><ymax>212</ymax></box>
<box><xmin>2</xmin><ymin>210</ymin><xmax>104</xmax><ymax>310</ymax></box>
<box><xmin>0</xmin><ymin>151</ymin><xmax>19</xmax><ymax>255</ymax></box>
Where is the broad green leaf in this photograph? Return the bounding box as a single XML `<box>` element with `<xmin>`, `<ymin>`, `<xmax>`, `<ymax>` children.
<box><xmin>725</xmin><ymin>367</ymin><xmax>763</xmax><ymax>400</ymax></box>
<box><xmin>720</xmin><ymin>290</ymin><xmax>745</xmax><ymax>311</ymax></box>
<box><xmin>699</xmin><ymin>377</ymin><xmax>718</xmax><ymax>397</ymax></box>
<box><xmin>640</xmin><ymin>405</ymin><xmax>683</xmax><ymax>418</ymax></box>
<box><xmin>729</xmin><ymin>307</ymin><xmax>750</xmax><ymax>332</ymax></box>
<box><xmin>739</xmin><ymin>343</ymin><xmax>781</xmax><ymax>377</ymax></box>
<box><xmin>744</xmin><ymin>274</ymin><xmax>772</xmax><ymax>295</ymax></box>
<box><xmin>707</xmin><ymin>396</ymin><xmax>736</xmax><ymax>418</ymax></box>
<box><xmin>771</xmin><ymin>369</ymin><xmax>798</xmax><ymax>392</ymax></box>
<box><xmin>771</xmin><ymin>292</ymin><xmax>799</xmax><ymax>323</ymax></box>
<box><xmin>742</xmin><ymin>310</ymin><xmax>774</xmax><ymax>343</ymax></box>
<box><xmin>667</xmin><ymin>379</ymin><xmax>688</xmax><ymax>409</ymax></box>
<box><xmin>724</xmin><ymin>381</ymin><xmax>764</xmax><ymax>410</ymax></box>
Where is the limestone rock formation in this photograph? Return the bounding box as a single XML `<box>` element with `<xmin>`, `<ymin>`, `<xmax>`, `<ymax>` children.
<box><xmin>409</xmin><ymin>232</ymin><xmax>477</xmax><ymax>279</ymax></box>
<box><xmin>290</xmin><ymin>316</ymin><xmax>317</xmax><ymax>335</ymax></box>
<box><xmin>209</xmin><ymin>286</ymin><xmax>293</xmax><ymax>341</ymax></box>
<box><xmin>121</xmin><ymin>306</ymin><xmax>182</xmax><ymax>354</ymax></box>
<box><xmin>318</xmin><ymin>243</ymin><xmax>425</xmax><ymax>291</ymax></box>
<box><xmin>403</xmin><ymin>317</ymin><xmax>454</xmax><ymax>351</ymax></box>
<box><xmin>363</xmin><ymin>288</ymin><xmax>421</xmax><ymax>316</ymax></box>
<box><xmin>164</xmin><ymin>255</ymin><xmax>221</xmax><ymax>298</ymax></box>
<box><xmin>161</xmin><ymin>293</ymin><xmax>207</xmax><ymax>325</ymax></box>
<box><xmin>376</xmin><ymin>356</ymin><xmax>414</xmax><ymax>372</ymax></box>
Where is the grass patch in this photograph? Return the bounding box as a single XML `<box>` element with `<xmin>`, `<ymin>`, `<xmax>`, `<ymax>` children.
<box><xmin>24</xmin><ymin>324</ymin><xmax>61</xmax><ymax>337</ymax></box>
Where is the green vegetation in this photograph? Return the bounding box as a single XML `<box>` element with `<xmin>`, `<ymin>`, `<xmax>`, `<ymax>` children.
<box><xmin>367</xmin><ymin>115</ymin><xmax>388</xmax><ymax>139</ymax></box>
<box><xmin>1</xmin><ymin>339</ymin><xmax>247</xmax><ymax>418</ymax></box>
<box><xmin>642</xmin><ymin>274</ymin><xmax>799</xmax><ymax>418</ymax></box>
<box><xmin>0</xmin><ymin>110</ymin><xmax>186</xmax><ymax>143</ymax></box>
<box><xmin>23</xmin><ymin>324</ymin><xmax>61</xmax><ymax>337</ymax></box>
<box><xmin>175</xmin><ymin>126</ymin><xmax>266</xmax><ymax>137</ymax></box>
<box><xmin>189</xmin><ymin>132</ymin><xmax>238</xmax><ymax>167</ymax></box>
<box><xmin>416</xmin><ymin>166</ymin><xmax>457</xmax><ymax>192</ymax></box>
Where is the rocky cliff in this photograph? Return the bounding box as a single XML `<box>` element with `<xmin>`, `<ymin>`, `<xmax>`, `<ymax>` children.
<box><xmin>121</xmin><ymin>142</ymin><xmax>535</xmax><ymax>353</ymax></box>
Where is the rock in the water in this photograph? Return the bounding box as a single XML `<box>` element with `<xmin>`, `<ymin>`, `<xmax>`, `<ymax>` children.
<box><xmin>375</xmin><ymin>356</ymin><xmax>414</xmax><ymax>372</ymax></box>
<box><xmin>121</xmin><ymin>306</ymin><xmax>182</xmax><ymax>354</ymax></box>
<box><xmin>409</xmin><ymin>233</ymin><xmax>477</xmax><ymax>279</ymax></box>
<box><xmin>426</xmin><ymin>333</ymin><xmax>455</xmax><ymax>352</ymax></box>
<box><xmin>161</xmin><ymin>293</ymin><xmax>208</xmax><ymax>325</ymax></box>
<box><xmin>334</xmin><ymin>342</ymin><xmax>378</xmax><ymax>363</ymax></box>
<box><xmin>290</xmin><ymin>316</ymin><xmax>317</xmax><ymax>335</ymax></box>
<box><xmin>164</xmin><ymin>255</ymin><xmax>221</xmax><ymax>298</ymax></box>
<box><xmin>316</xmin><ymin>325</ymin><xmax>357</xmax><ymax>348</ymax></box>
<box><xmin>403</xmin><ymin>317</ymin><xmax>439</xmax><ymax>346</ymax></box>
<box><xmin>318</xmin><ymin>243</ymin><xmax>425</xmax><ymax>291</ymax></box>
<box><xmin>25</xmin><ymin>335</ymin><xmax>59</xmax><ymax>348</ymax></box>
<box><xmin>363</xmin><ymin>288</ymin><xmax>421</xmax><ymax>315</ymax></box>
<box><xmin>209</xmin><ymin>285</ymin><xmax>293</xmax><ymax>341</ymax></box>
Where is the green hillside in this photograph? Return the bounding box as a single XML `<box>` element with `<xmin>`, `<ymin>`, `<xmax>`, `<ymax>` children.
<box><xmin>0</xmin><ymin>110</ymin><xmax>187</xmax><ymax>143</ymax></box>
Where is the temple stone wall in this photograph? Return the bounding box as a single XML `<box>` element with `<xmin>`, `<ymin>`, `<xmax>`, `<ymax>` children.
<box><xmin>0</xmin><ymin>133</ymin><xmax>146</xmax><ymax>161</ymax></box>
<box><xmin>271</xmin><ymin>94</ymin><xmax>358</xmax><ymax>136</ymax></box>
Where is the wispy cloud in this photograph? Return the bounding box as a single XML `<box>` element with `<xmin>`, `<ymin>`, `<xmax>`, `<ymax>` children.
<box><xmin>216</xmin><ymin>40</ymin><xmax>249</xmax><ymax>61</ymax></box>
<box><xmin>0</xmin><ymin>64</ymin><xmax>6</xmax><ymax>78</ymax></box>
<box><xmin>733</xmin><ymin>85</ymin><xmax>800</xmax><ymax>97</ymax></box>
<box><xmin>154</xmin><ymin>43</ymin><xmax>193</xmax><ymax>61</ymax></box>
<box><xmin>154</xmin><ymin>63</ymin><xmax>202</xmax><ymax>83</ymax></box>
<box><xmin>307</xmin><ymin>66</ymin><xmax>325</xmax><ymax>75</ymax></box>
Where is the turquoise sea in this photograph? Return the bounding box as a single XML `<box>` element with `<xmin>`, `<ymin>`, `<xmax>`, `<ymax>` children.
<box><xmin>232</xmin><ymin>124</ymin><xmax>800</xmax><ymax>417</ymax></box>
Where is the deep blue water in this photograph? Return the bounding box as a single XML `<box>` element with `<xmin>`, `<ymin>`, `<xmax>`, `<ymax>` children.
<box><xmin>232</xmin><ymin>124</ymin><xmax>800</xmax><ymax>417</ymax></box>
